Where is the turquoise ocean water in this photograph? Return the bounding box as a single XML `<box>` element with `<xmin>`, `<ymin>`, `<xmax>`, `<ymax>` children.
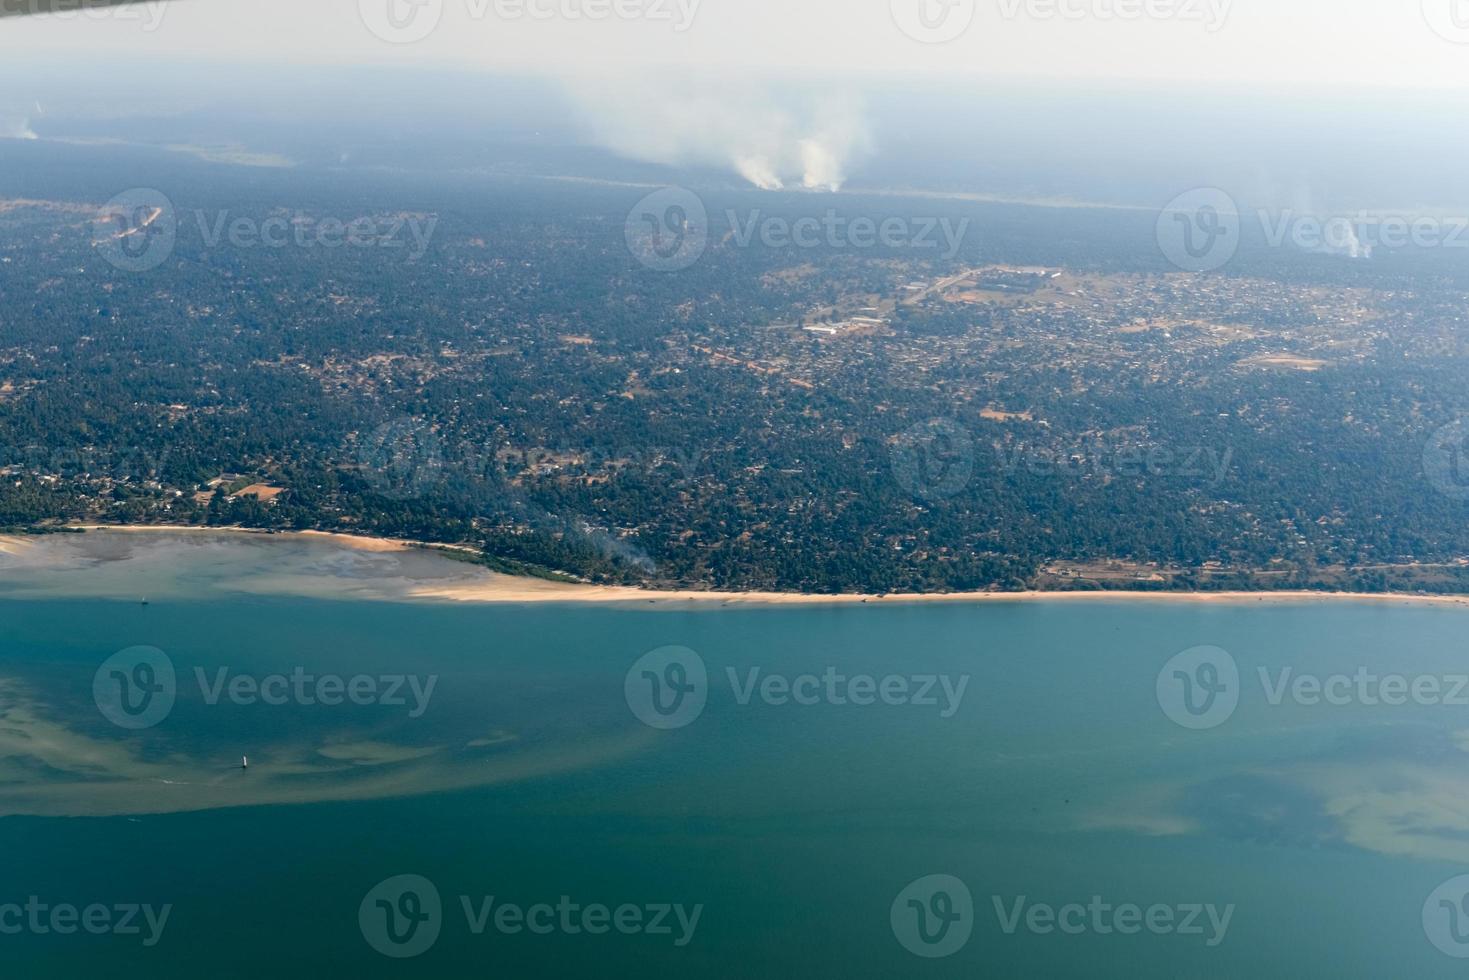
<box><xmin>2</xmin><ymin>538</ymin><xmax>1469</xmax><ymax>976</ymax></box>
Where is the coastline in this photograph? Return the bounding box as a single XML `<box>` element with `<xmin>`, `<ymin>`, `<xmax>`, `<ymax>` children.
<box><xmin>4</xmin><ymin>524</ymin><xmax>1468</xmax><ymax>608</ymax></box>
<box><xmin>407</xmin><ymin>581</ymin><xmax>1469</xmax><ymax>608</ymax></box>
<box><xmin>58</xmin><ymin>523</ymin><xmax>424</xmax><ymax>553</ymax></box>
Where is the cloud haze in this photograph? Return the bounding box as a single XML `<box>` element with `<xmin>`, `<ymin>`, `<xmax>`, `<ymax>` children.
<box><xmin>2</xmin><ymin>0</ymin><xmax>1468</xmax><ymax>90</ymax></box>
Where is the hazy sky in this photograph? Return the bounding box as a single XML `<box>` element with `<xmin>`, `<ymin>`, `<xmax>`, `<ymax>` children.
<box><xmin>3</xmin><ymin>0</ymin><xmax>1469</xmax><ymax>89</ymax></box>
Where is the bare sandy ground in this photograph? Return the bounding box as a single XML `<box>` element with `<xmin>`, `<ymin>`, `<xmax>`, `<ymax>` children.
<box><xmin>7</xmin><ymin>525</ymin><xmax>1469</xmax><ymax>608</ymax></box>
<box><xmin>408</xmin><ymin>580</ymin><xmax>1469</xmax><ymax>608</ymax></box>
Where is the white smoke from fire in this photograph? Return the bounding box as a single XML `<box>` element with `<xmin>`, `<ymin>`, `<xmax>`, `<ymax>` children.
<box><xmin>565</xmin><ymin>77</ymin><xmax>870</xmax><ymax>192</ymax></box>
<box><xmin>1</xmin><ymin>117</ymin><xmax>38</xmax><ymax>140</ymax></box>
<box><xmin>735</xmin><ymin>154</ymin><xmax>784</xmax><ymax>191</ymax></box>
<box><xmin>1290</xmin><ymin>184</ymin><xmax>1373</xmax><ymax>260</ymax></box>
<box><xmin>1321</xmin><ymin>216</ymin><xmax>1371</xmax><ymax>259</ymax></box>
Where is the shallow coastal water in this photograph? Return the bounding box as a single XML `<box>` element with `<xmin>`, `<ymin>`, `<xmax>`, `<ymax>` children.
<box><xmin>2</xmin><ymin>534</ymin><xmax>1469</xmax><ymax>976</ymax></box>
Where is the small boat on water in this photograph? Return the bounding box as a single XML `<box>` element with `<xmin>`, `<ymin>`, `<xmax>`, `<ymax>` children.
<box><xmin>241</xmin><ymin>756</ymin><xmax>248</xmax><ymax>770</ymax></box>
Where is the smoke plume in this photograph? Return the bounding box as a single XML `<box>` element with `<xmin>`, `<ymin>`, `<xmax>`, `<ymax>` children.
<box><xmin>564</xmin><ymin>77</ymin><xmax>871</xmax><ymax>192</ymax></box>
<box><xmin>1</xmin><ymin>116</ymin><xmax>37</xmax><ymax>140</ymax></box>
<box><xmin>1290</xmin><ymin>183</ymin><xmax>1373</xmax><ymax>260</ymax></box>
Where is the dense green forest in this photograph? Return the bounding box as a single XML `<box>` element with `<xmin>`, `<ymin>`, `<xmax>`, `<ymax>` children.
<box><xmin>3</xmin><ymin>144</ymin><xmax>1469</xmax><ymax>593</ymax></box>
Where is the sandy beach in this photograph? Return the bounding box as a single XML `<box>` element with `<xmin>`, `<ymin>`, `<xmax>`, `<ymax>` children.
<box><xmin>1</xmin><ymin>524</ymin><xmax>1464</xmax><ymax>608</ymax></box>
<box><xmin>408</xmin><ymin>580</ymin><xmax>1469</xmax><ymax>608</ymax></box>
